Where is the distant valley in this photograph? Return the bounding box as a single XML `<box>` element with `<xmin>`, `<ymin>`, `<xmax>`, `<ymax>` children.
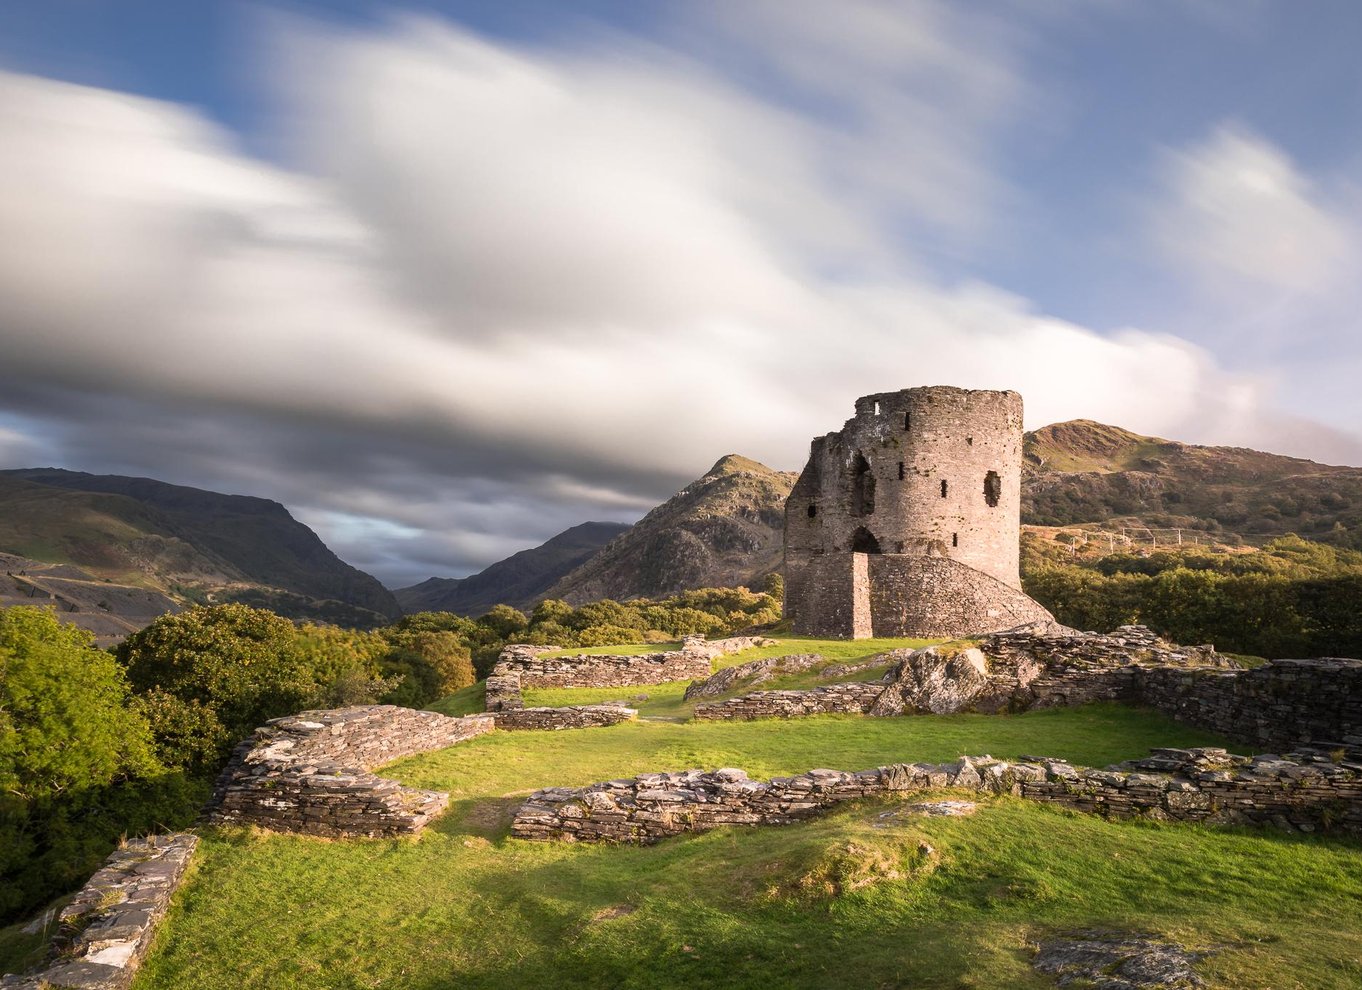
<box><xmin>4</xmin><ymin>420</ymin><xmax>1361</xmax><ymax>639</ymax></box>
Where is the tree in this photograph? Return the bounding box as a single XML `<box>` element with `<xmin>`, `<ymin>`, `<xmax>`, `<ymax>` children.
<box><xmin>118</xmin><ymin>604</ymin><xmax>390</xmax><ymax>754</ymax></box>
<box><xmin>1</xmin><ymin>606</ymin><xmax>157</xmax><ymax>803</ymax></box>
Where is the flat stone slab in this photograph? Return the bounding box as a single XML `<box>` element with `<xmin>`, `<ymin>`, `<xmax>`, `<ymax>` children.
<box><xmin>1032</xmin><ymin>931</ymin><xmax>1206</xmax><ymax>988</ymax></box>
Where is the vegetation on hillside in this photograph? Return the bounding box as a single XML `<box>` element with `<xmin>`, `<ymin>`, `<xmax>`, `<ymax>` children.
<box><xmin>1023</xmin><ymin>420</ymin><xmax>1362</xmax><ymax>546</ymax></box>
<box><xmin>1021</xmin><ymin>532</ymin><xmax>1362</xmax><ymax>657</ymax></box>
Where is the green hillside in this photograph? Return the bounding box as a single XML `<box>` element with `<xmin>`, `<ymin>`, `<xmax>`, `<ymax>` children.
<box><xmin>0</xmin><ymin>470</ymin><xmax>400</xmax><ymax>631</ymax></box>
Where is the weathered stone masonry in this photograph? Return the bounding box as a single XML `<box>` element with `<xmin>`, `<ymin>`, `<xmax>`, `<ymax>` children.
<box><xmin>209</xmin><ymin>705</ymin><xmax>494</xmax><ymax>838</ymax></box>
<box><xmin>1</xmin><ymin>834</ymin><xmax>198</xmax><ymax>990</ymax></box>
<box><xmin>784</xmin><ymin>386</ymin><xmax>1055</xmax><ymax>638</ymax></box>
<box><xmin>485</xmin><ymin>635</ymin><xmax>774</xmax><ymax>711</ymax></box>
<box><xmin>692</xmin><ymin>625</ymin><xmax>1231</xmax><ymax>722</ymax></box>
<box><xmin>511</xmin><ymin>746</ymin><xmax>1362</xmax><ymax>844</ymax></box>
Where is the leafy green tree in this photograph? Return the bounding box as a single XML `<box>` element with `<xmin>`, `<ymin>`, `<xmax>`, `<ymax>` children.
<box><xmin>1</xmin><ymin>606</ymin><xmax>158</xmax><ymax>803</ymax></box>
<box><xmin>1</xmin><ymin>606</ymin><xmax>199</xmax><ymax>925</ymax></box>
<box><xmin>377</xmin><ymin>629</ymin><xmax>475</xmax><ymax>707</ymax></box>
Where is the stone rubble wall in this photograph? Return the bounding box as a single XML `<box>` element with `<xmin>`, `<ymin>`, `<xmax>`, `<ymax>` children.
<box><xmin>486</xmin><ymin>636</ymin><xmax>776</xmax><ymax>711</ymax></box>
<box><xmin>510</xmin><ymin>745</ymin><xmax>1362</xmax><ymax>845</ymax></box>
<box><xmin>208</xmin><ymin>706</ymin><xmax>494</xmax><ymax>838</ymax></box>
<box><xmin>688</xmin><ymin>626</ymin><xmax>1243</xmax><ymax>723</ymax></box>
<box><xmin>1</xmin><ymin>834</ymin><xmax>198</xmax><ymax>990</ymax></box>
<box><xmin>1137</xmin><ymin>658</ymin><xmax>1362</xmax><ymax>751</ymax></box>
<box><xmin>692</xmin><ymin>681</ymin><xmax>889</xmax><ymax>721</ymax></box>
<box><xmin>490</xmin><ymin>705</ymin><xmax>637</xmax><ymax>732</ymax></box>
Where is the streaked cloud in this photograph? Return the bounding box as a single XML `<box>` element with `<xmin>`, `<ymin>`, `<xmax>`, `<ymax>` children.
<box><xmin>0</xmin><ymin>6</ymin><xmax>1360</xmax><ymax>586</ymax></box>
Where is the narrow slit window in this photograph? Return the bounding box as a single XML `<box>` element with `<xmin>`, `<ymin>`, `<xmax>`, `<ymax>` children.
<box><xmin>940</xmin><ymin>479</ymin><xmax>948</xmax><ymax>498</ymax></box>
<box><xmin>984</xmin><ymin>470</ymin><xmax>1001</xmax><ymax>507</ymax></box>
<box><xmin>897</xmin><ymin>462</ymin><xmax>905</xmax><ymax>480</ymax></box>
<box><xmin>807</xmin><ymin>504</ymin><xmax>817</xmax><ymax>518</ymax></box>
<box><xmin>873</xmin><ymin>401</ymin><xmax>881</xmax><ymax>415</ymax></box>
<box><xmin>952</xmin><ymin>533</ymin><xmax>958</xmax><ymax>547</ymax></box>
<box><xmin>904</xmin><ymin>412</ymin><xmax>911</xmax><ymax>430</ymax></box>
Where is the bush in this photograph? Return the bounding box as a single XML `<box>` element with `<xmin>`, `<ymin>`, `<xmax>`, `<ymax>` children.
<box><xmin>118</xmin><ymin>604</ymin><xmax>392</xmax><ymax>758</ymax></box>
<box><xmin>0</xmin><ymin>606</ymin><xmax>200</xmax><ymax>924</ymax></box>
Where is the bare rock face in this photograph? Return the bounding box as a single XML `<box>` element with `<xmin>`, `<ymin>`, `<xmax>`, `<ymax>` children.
<box><xmin>1032</xmin><ymin>931</ymin><xmax>1206</xmax><ymax>989</ymax></box>
<box><xmin>891</xmin><ymin>646</ymin><xmax>990</xmax><ymax>715</ymax></box>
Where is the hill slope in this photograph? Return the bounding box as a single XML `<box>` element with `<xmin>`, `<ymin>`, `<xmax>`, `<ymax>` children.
<box><xmin>395</xmin><ymin>521</ymin><xmax>630</xmax><ymax>616</ymax></box>
<box><xmin>0</xmin><ymin>469</ymin><xmax>401</xmax><ymax>628</ymax></box>
<box><xmin>545</xmin><ymin>455</ymin><xmax>796</xmax><ymax>604</ymax></box>
<box><xmin>1022</xmin><ymin>420</ymin><xmax>1362</xmax><ymax>543</ymax></box>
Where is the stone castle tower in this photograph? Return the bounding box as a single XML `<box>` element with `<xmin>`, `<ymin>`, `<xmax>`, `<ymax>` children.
<box><xmin>783</xmin><ymin>385</ymin><xmax>1054</xmax><ymax>638</ymax></box>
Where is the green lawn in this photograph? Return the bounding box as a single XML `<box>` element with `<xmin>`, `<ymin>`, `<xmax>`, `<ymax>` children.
<box><xmin>120</xmin><ymin>703</ymin><xmax>1362</xmax><ymax>990</ymax></box>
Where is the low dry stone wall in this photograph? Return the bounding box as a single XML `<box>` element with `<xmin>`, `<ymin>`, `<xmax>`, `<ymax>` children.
<box><xmin>209</xmin><ymin>705</ymin><xmax>493</xmax><ymax>838</ymax></box>
<box><xmin>1</xmin><ymin>834</ymin><xmax>198</xmax><ymax>990</ymax></box>
<box><xmin>693</xmin><ymin>681</ymin><xmax>889</xmax><ymax>720</ymax></box>
<box><xmin>510</xmin><ymin>745</ymin><xmax>1362</xmax><ymax>844</ymax></box>
<box><xmin>1139</xmin><ymin>658</ymin><xmax>1362</xmax><ymax>751</ymax></box>
<box><xmin>691</xmin><ymin>626</ymin><xmax>1238</xmax><ymax>723</ymax></box>
<box><xmin>486</xmin><ymin>636</ymin><xmax>776</xmax><ymax>711</ymax></box>
<box><xmin>490</xmin><ymin>704</ymin><xmax>636</xmax><ymax>732</ymax></box>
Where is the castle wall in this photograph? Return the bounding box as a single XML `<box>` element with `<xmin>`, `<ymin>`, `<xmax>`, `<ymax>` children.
<box><xmin>786</xmin><ymin>386</ymin><xmax>1023</xmax><ymax>587</ymax></box>
<box><xmin>208</xmin><ymin>706</ymin><xmax>494</xmax><ymax>838</ymax></box>
<box><xmin>784</xmin><ymin>386</ymin><xmax>1043</xmax><ymax>638</ymax></box>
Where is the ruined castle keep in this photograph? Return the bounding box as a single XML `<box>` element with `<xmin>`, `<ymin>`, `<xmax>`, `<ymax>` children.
<box><xmin>783</xmin><ymin>385</ymin><xmax>1054</xmax><ymax>638</ymax></box>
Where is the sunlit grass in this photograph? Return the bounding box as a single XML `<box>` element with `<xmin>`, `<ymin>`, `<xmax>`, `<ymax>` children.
<box><xmin>123</xmin><ymin>704</ymin><xmax>1362</xmax><ymax>990</ymax></box>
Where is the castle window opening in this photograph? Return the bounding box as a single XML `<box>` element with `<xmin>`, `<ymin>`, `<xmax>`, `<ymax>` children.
<box><xmin>807</xmin><ymin>504</ymin><xmax>817</xmax><ymax>519</ymax></box>
<box><xmin>967</xmin><ymin>437</ymin><xmax>973</xmax><ymax>446</ymax></box>
<box><xmin>851</xmin><ymin>452</ymin><xmax>875</xmax><ymax>516</ymax></box>
<box><xmin>940</xmin><ymin>479</ymin><xmax>948</xmax><ymax>498</ymax></box>
<box><xmin>897</xmin><ymin>462</ymin><xmax>905</xmax><ymax>480</ymax></box>
<box><xmin>952</xmin><ymin>533</ymin><xmax>958</xmax><ymax>547</ymax></box>
<box><xmin>850</xmin><ymin>527</ymin><xmax>882</xmax><ymax>554</ymax></box>
<box><xmin>904</xmin><ymin>412</ymin><xmax>911</xmax><ymax>430</ymax></box>
<box><xmin>984</xmin><ymin>470</ymin><xmax>1001</xmax><ymax>507</ymax></box>
<box><xmin>874</xmin><ymin>401</ymin><xmax>881</xmax><ymax>415</ymax></box>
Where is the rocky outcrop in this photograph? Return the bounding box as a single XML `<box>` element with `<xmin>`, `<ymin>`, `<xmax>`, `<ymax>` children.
<box><xmin>208</xmin><ymin>706</ymin><xmax>494</xmax><ymax>837</ymax></box>
<box><xmin>510</xmin><ymin>745</ymin><xmax>1362</xmax><ymax>845</ymax></box>
<box><xmin>1</xmin><ymin>834</ymin><xmax>198</xmax><ymax>990</ymax></box>
<box><xmin>683</xmin><ymin>653</ymin><xmax>824</xmax><ymax>700</ymax></box>
<box><xmin>490</xmin><ymin>705</ymin><xmax>636</xmax><ymax>731</ymax></box>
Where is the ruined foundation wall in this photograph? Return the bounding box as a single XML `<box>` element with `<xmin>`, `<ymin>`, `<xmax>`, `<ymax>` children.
<box><xmin>208</xmin><ymin>706</ymin><xmax>494</xmax><ymax>838</ymax></box>
<box><xmin>510</xmin><ymin>747</ymin><xmax>1362</xmax><ymax>845</ymax></box>
<box><xmin>490</xmin><ymin>705</ymin><xmax>637</xmax><ymax>732</ymax></box>
<box><xmin>486</xmin><ymin>636</ymin><xmax>776</xmax><ymax>711</ymax></box>
<box><xmin>1137</xmin><ymin>658</ymin><xmax>1362</xmax><ymax>751</ymax></box>
<box><xmin>1</xmin><ymin>834</ymin><xmax>198</xmax><ymax>990</ymax></box>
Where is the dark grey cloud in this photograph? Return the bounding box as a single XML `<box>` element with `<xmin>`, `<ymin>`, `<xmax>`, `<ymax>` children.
<box><xmin>1</xmin><ymin>5</ymin><xmax>1361</xmax><ymax>589</ymax></box>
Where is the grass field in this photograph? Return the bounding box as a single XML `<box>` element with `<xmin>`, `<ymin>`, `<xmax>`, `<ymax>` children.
<box><xmin>115</xmin><ymin>702</ymin><xmax>1362</xmax><ymax>990</ymax></box>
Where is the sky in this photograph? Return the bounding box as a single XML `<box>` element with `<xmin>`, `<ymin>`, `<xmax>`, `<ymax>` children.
<box><xmin>2</xmin><ymin>0</ymin><xmax>1361</xmax><ymax>589</ymax></box>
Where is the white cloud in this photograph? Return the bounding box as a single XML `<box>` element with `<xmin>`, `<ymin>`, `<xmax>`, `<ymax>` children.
<box><xmin>1</xmin><ymin>11</ymin><xmax>1359</xmax><ymax>584</ymax></box>
<box><xmin>1149</xmin><ymin>124</ymin><xmax>1356</xmax><ymax>296</ymax></box>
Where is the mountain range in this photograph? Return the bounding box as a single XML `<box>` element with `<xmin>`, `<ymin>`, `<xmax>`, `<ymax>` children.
<box><xmin>394</xmin><ymin>521</ymin><xmax>630</xmax><ymax>615</ymax></box>
<box><xmin>4</xmin><ymin>421</ymin><xmax>1361</xmax><ymax>636</ymax></box>
<box><xmin>0</xmin><ymin>468</ymin><xmax>400</xmax><ymax>641</ymax></box>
